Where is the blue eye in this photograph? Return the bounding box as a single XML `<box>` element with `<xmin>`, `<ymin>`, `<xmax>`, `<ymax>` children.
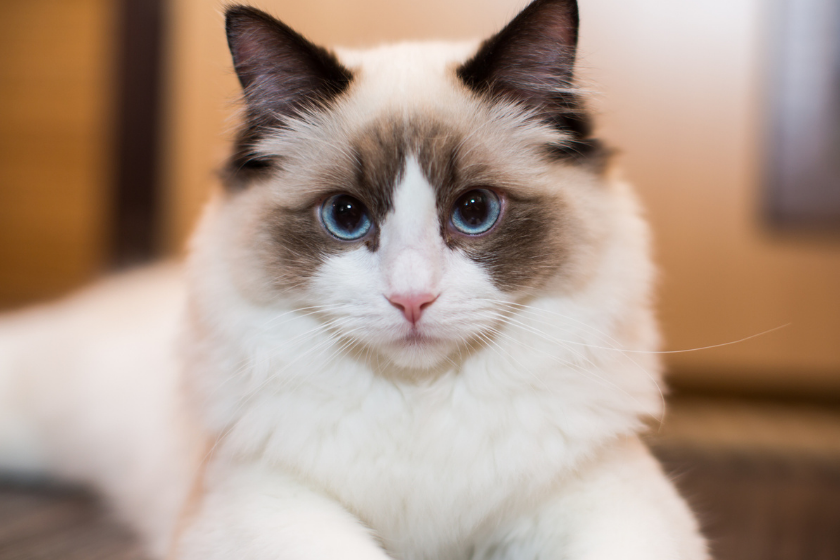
<box><xmin>451</xmin><ymin>189</ymin><xmax>501</xmax><ymax>235</ymax></box>
<box><xmin>321</xmin><ymin>194</ymin><xmax>373</xmax><ymax>240</ymax></box>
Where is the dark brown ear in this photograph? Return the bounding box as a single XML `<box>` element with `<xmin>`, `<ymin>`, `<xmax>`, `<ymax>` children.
<box><xmin>457</xmin><ymin>0</ymin><xmax>595</xmax><ymax>146</ymax></box>
<box><xmin>225</xmin><ymin>5</ymin><xmax>352</xmax><ymax>121</ymax></box>
<box><xmin>223</xmin><ymin>6</ymin><xmax>353</xmax><ymax>187</ymax></box>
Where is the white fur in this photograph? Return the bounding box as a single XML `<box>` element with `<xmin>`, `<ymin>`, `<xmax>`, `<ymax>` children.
<box><xmin>0</xmin><ymin>38</ymin><xmax>706</xmax><ymax>560</ymax></box>
<box><xmin>0</xmin><ymin>265</ymin><xmax>201</xmax><ymax>557</ymax></box>
<box><xmin>379</xmin><ymin>158</ymin><xmax>445</xmax><ymax>297</ymax></box>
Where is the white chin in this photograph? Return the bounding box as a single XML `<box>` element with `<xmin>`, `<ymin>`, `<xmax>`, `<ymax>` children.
<box><xmin>380</xmin><ymin>335</ymin><xmax>454</xmax><ymax>370</ymax></box>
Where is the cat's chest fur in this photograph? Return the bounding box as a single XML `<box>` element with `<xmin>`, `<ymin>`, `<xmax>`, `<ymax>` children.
<box><xmin>222</xmin><ymin>369</ymin><xmax>577</xmax><ymax>558</ymax></box>
<box><xmin>192</xmin><ymin>297</ymin><xmax>657</xmax><ymax>559</ymax></box>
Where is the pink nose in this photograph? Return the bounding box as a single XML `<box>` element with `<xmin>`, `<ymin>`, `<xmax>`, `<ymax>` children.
<box><xmin>387</xmin><ymin>293</ymin><xmax>438</xmax><ymax>325</ymax></box>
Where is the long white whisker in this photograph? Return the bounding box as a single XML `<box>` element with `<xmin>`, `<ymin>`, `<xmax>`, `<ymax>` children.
<box><xmin>486</xmin><ymin>299</ymin><xmax>789</xmax><ymax>355</ymax></box>
<box><xmin>478</xmin><ymin>303</ymin><xmax>665</xmax><ymax>423</ymax></box>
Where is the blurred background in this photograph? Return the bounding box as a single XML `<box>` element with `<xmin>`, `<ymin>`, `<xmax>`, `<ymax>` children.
<box><xmin>1</xmin><ymin>0</ymin><xmax>839</xmax><ymax>558</ymax></box>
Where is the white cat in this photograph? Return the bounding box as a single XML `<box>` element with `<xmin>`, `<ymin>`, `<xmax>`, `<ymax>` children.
<box><xmin>0</xmin><ymin>1</ymin><xmax>708</xmax><ymax>558</ymax></box>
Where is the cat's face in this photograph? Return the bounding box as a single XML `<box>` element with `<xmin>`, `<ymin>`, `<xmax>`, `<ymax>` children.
<box><xmin>197</xmin><ymin>0</ymin><xmax>616</xmax><ymax>370</ymax></box>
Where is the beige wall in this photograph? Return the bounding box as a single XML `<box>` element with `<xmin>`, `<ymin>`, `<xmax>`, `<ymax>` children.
<box><xmin>581</xmin><ymin>0</ymin><xmax>840</xmax><ymax>393</ymax></box>
<box><xmin>164</xmin><ymin>0</ymin><xmax>840</xmax><ymax>394</ymax></box>
<box><xmin>0</xmin><ymin>0</ymin><xmax>115</xmax><ymax>309</ymax></box>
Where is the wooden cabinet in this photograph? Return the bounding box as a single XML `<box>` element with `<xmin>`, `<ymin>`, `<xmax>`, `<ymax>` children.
<box><xmin>0</xmin><ymin>0</ymin><xmax>115</xmax><ymax>309</ymax></box>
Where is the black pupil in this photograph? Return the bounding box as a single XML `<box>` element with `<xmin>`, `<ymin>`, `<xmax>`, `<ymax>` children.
<box><xmin>332</xmin><ymin>196</ymin><xmax>364</xmax><ymax>232</ymax></box>
<box><xmin>457</xmin><ymin>191</ymin><xmax>489</xmax><ymax>227</ymax></box>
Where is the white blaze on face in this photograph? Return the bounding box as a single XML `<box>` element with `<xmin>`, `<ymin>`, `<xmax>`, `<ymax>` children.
<box><xmin>309</xmin><ymin>156</ymin><xmax>504</xmax><ymax>369</ymax></box>
<box><xmin>378</xmin><ymin>158</ymin><xmax>445</xmax><ymax>322</ymax></box>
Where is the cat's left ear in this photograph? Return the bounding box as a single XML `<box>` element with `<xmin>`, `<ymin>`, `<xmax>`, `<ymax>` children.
<box><xmin>225</xmin><ymin>6</ymin><xmax>353</xmax><ymax>121</ymax></box>
<box><xmin>457</xmin><ymin>0</ymin><xmax>583</xmax><ymax>130</ymax></box>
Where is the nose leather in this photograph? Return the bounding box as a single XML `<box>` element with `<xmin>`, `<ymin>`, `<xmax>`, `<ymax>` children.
<box><xmin>387</xmin><ymin>293</ymin><xmax>438</xmax><ymax>325</ymax></box>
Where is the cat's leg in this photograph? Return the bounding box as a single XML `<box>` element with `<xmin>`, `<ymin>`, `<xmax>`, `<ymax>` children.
<box><xmin>474</xmin><ymin>436</ymin><xmax>708</xmax><ymax>560</ymax></box>
<box><xmin>174</xmin><ymin>461</ymin><xmax>392</xmax><ymax>560</ymax></box>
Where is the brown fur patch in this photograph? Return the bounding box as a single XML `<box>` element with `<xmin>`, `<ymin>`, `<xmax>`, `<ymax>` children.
<box><xmin>445</xmin><ymin>191</ymin><xmax>568</xmax><ymax>292</ymax></box>
<box><xmin>256</xmin><ymin>116</ymin><xmax>579</xmax><ymax>294</ymax></box>
<box><xmin>414</xmin><ymin>123</ymin><xmax>569</xmax><ymax>292</ymax></box>
<box><xmin>258</xmin><ymin>121</ymin><xmax>409</xmax><ymax>287</ymax></box>
<box><xmin>349</xmin><ymin>120</ymin><xmax>406</xmax><ymax>222</ymax></box>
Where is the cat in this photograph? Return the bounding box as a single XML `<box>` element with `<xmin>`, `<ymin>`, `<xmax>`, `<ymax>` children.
<box><xmin>0</xmin><ymin>0</ymin><xmax>708</xmax><ymax>558</ymax></box>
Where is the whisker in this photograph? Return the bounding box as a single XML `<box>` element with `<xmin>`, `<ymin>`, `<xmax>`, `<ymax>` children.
<box><xmin>485</xmin><ymin>299</ymin><xmax>789</xmax><ymax>355</ymax></box>
<box><xmin>477</xmin><ymin>301</ymin><xmax>665</xmax><ymax>423</ymax></box>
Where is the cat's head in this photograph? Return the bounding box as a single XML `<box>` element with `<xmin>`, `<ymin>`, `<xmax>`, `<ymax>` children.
<box><xmin>190</xmin><ymin>0</ymin><xmax>652</xmax><ymax>372</ymax></box>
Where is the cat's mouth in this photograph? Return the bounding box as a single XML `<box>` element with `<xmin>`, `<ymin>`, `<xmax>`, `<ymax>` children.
<box><xmin>379</xmin><ymin>327</ymin><xmax>453</xmax><ymax>369</ymax></box>
<box><xmin>401</xmin><ymin>330</ymin><xmax>438</xmax><ymax>345</ymax></box>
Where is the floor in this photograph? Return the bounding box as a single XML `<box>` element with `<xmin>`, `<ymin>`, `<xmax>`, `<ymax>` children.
<box><xmin>0</xmin><ymin>482</ymin><xmax>144</xmax><ymax>560</ymax></box>
<box><xmin>657</xmin><ymin>447</ymin><xmax>840</xmax><ymax>560</ymax></box>
<box><xmin>648</xmin><ymin>395</ymin><xmax>840</xmax><ymax>560</ymax></box>
<box><xmin>2</xmin><ymin>395</ymin><xmax>840</xmax><ymax>560</ymax></box>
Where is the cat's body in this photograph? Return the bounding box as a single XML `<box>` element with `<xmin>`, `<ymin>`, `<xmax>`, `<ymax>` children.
<box><xmin>0</xmin><ymin>1</ymin><xmax>707</xmax><ymax>558</ymax></box>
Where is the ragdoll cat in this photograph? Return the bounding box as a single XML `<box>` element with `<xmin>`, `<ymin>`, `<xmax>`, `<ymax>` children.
<box><xmin>0</xmin><ymin>0</ymin><xmax>707</xmax><ymax>558</ymax></box>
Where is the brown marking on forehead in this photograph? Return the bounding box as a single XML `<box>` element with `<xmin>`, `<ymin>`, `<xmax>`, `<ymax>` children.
<box><xmin>349</xmin><ymin>121</ymin><xmax>406</xmax><ymax>222</ymax></box>
<box><xmin>256</xmin><ymin>120</ymin><xmax>409</xmax><ymax>291</ymax></box>
<box><xmin>255</xmin><ymin>116</ymin><xmax>582</xmax><ymax>295</ymax></box>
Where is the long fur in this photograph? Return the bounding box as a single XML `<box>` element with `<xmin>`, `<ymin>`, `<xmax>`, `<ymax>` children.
<box><xmin>0</xmin><ymin>4</ymin><xmax>707</xmax><ymax>559</ymax></box>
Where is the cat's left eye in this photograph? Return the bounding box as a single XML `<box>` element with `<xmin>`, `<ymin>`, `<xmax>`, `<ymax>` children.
<box><xmin>451</xmin><ymin>189</ymin><xmax>501</xmax><ymax>235</ymax></box>
<box><xmin>320</xmin><ymin>194</ymin><xmax>373</xmax><ymax>241</ymax></box>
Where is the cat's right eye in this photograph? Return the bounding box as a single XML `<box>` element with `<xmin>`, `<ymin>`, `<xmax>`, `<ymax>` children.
<box><xmin>320</xmin><ymin>194</ymin><xmax>373</xmax><ymax>241</ymax></box>
<box><xmin>450</xmin><ymin>189</ymin><xmax>501</xmax><ymax>236</ymax></box>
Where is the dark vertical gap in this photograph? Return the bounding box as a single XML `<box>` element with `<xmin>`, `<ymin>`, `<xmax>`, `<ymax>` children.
<box><xmin>112</xmin><ymin>0</ymin><xmax>166</xmax><ymax>266</ymax></box>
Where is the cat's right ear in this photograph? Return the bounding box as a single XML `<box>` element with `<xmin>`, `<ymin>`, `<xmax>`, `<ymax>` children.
<box><xmin>457</xmin><ymin>0</ymin><xmax>586</xmax><ymax>136</ymax></box>
<box><xmin>225</xmin><ymin>6</ymin><xmax>353</xmax><ymax>121</ymax></box>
